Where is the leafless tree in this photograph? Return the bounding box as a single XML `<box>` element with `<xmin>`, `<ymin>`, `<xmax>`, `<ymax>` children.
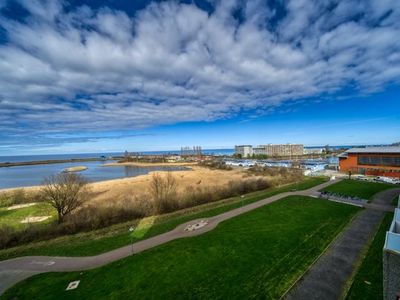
<box><xmin>149</xmin><ymin>172</ymin><xmax>177</xmax><ymax>213</ymax></box>
<box><xmin>42</xmin><ymin>173</ymin><xmax>89</xmax><ymax>224</ymax></box>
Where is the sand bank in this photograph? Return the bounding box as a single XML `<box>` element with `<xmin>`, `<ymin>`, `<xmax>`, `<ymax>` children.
<box><xmin>63</xmin><ymin>166</ymin><xmax>88</xmax><ymax>172</ymax></box>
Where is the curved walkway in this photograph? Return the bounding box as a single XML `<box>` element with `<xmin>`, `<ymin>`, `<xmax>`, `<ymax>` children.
<box><xmin>0</xmin><ymin>179</ymin><xmax>337</xmax><ymax>295</ymax></box>
<box><xmin>285</xmin><ymin>187</ymin><xmax>400</xmax><ymax>300</ymax></box>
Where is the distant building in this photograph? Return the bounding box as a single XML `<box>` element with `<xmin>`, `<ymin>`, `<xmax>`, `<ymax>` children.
<box><xmin>254</xmin><ymin>144</ymin><xmax>304</xmax><ymax>157</ymax></box>
<box><xmin>303</xmin><ymin>148</ymin><xmax>324</xmax><ymax>155</ymax></box>
<box><xmin>383</xmin><ymin>198</ymin><xmax>400</xmax><ymax>300</ymax></box>
<box><xmin>234</xmin><ymin>145</ymin><xmax>253</xmax><ymax>157</ymax></box>
<box><xmin>338</xmin><ymin>147</ymin><xmax>400</xmax><ymax>177</ymax></box>
<box><xmin>235</xmin><ymin>144</ymin><xmax>304</xmax><ymax>157</ymax></box>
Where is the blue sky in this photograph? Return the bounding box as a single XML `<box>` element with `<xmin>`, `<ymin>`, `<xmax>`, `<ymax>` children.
<box><xmin>0</xmin><ymin>0</ymin><xmax>399</xmax><ymax>155</ymax></box>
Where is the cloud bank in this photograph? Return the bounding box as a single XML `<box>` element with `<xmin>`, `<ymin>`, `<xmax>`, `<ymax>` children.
<box><xmin>0</xmin><ymin>0</ymin><xmax>400</xmax><ymax>140</ymax></box>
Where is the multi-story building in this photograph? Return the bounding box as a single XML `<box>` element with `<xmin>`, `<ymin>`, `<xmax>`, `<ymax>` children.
<box><xmin>235</xmin><ymin>144</ymin><xmax>304</xmax><ymax>157</ymax></box>
<box><xmin>255</xmin><ymin>144</ymin><xmax>304</xmax><ymax>157</ymax></box>
<box><xmin>303</xmin><ymin>148</ymin><xmax>324</xmax><ymax>155</ymax></box>
<box><xmin>338</xmin><ymin>147</ymin><xmax>400</xmax><ymax>177</ymax></box>
<box><xmin>234</xmin><ymin>145</ymin><xmax>253</xmax><ymax>158</ymax></box>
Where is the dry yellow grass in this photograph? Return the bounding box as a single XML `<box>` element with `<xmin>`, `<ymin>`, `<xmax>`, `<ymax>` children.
<box><xmin>0</xmin><ymin>166</ymin><xmax>284</xmax><ymax>209</ymax></box>
<box><xmin>88</xmin><ymin>166</ymin><xmax>248</xmax><ymax>205</ymax></box>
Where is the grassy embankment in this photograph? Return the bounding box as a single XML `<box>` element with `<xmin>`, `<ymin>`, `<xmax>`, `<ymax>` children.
<box><xmin>0</xmin><ymin>177</ymin><xmax>327</xmax><ymax>260</ymax></box>
<box><xmin>322</xmin><ymin>179</ymin><xmax>395</xmax><ymax>201</ymax></box>
<box><xmin>345</xmin><ymin>213</ymin><xmax>393</xmax><ymax>300</ymax></box>
<box><xmin>2</xmin><ymin>196</ymin><xmax>360</xmax><ymax>300</ymax></box>
<box><xmin>0</xmin><ymin>203</ymin><xmax>55</xmax><ymax>230</ymax></box>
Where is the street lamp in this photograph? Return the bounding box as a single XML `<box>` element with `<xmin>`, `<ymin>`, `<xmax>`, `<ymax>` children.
<box><xmin>129</xmin><ymin>226</ymin><xmax>135</xmax><ymax>255</ymax></box>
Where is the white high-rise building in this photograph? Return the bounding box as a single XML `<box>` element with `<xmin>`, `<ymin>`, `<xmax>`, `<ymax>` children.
<box><xmin>234</xmin><ymin>145</ymin><xmax>253</xmax><ymax>158</ymax></box>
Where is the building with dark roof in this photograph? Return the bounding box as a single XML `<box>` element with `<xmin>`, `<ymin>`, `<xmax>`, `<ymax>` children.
<box><xmin>338</xmin><ymin>147</ymin><xmax>400</xmax><ymax>178</ymax></box>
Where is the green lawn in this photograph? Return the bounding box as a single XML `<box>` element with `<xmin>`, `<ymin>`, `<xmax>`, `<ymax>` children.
<box><xmin>322</xmin><ymin>179</ymin><xmax>395</xmax><ymax>201</ymax></box>
<box><xmin>0</xmin><ymin>177</ymin><xmax>327</xmax><ymax>261</ymax></box>
<box><xmin>0</xmin><ymin>203</ymin><xmax>55</xmax><ymax>230</ymax></box>
<box><xmin>392</xmin><ymin>194</ymin><xmax>400</xmax><ymax>206</ymax></box>
<box><xmin>2</xmin><ymin>196</ymin><xmax>359</xmax><ymax>300</ymax></box>
<box><xmin>345</xmin><ymin>213</ymin><xmax>393</xmax><ymax>300</ymax></box>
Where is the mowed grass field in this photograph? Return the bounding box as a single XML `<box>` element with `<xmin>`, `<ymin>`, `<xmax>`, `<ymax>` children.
<box><xmin>2</xmin><ymin>196</ymin><xmax>360</xmax><ymax>300</ymax></box>
<box><xmin>0</xmin><ymin>177</ymin><xmax>327</xmax><ymax>261</ymax></box>
<box><xmin>322</xmin><ymin>179</ymin><xmax>395</xmax><ymax>201</ymax></box>
<box><xmin>0</xmin><ymin>203</ymin><xmax>55</xmax><ymax>230</ymax></box>
<box><xmin>346</xmin><ymin>213</ymin><xmax>393</xmax><ymax>300</ymax></box>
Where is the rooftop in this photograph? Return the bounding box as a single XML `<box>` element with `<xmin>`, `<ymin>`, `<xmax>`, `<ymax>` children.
<box><xmin>345</xmin><ymin>146</ymin><xmax>400</xmax><ymax>154</ymax></box>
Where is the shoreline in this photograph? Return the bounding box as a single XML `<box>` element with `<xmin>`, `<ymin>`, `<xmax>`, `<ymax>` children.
<box><xmin>103</xmin><ymin>161</ymin><xmax>197</xmax><ymax>167</ymax></box>
<box><xmin>0</xmin><ymin>158</ymin><xmax>117</xmax><ymax>168</ymax></box>
<box><xmin>0</xmin><ymin>164</ymin><xmax>198</xmax><ymax>193</ymax></box>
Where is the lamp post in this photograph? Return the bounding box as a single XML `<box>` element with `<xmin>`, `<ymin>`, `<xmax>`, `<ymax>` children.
<box><xmin>129</xmin><ymin>226</ymin><xmax>135</xmax><ymax>255</ymax></box>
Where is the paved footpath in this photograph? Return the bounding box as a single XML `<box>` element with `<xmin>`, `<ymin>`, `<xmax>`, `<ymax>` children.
<box><xmin>0</xmin><ymin>179</ymin><xmax>337</xmax><ymax>295</ymax></box>
<box><xmin>285</xmin><ymin>187</ymin><xmax>400</xmax><ymax>300</ymax></box>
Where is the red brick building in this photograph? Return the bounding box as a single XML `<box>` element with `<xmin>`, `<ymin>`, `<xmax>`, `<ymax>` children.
<box><xmin>338</xmin><ymin>147</ymin><xmax>400</xmax><ymax>178</ymax></box>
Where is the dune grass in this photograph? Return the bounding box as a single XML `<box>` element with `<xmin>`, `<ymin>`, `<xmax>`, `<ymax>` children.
<box><xmin>2</xmin><ymin>195</ymin><xmax>359</xmax><ymax>300</ymax></box>
<box><xmin>0</xmin><ymin>177</ymin><xmax>327</xmax><ymax>261</ymax></box>
<box><xmin>345</xmin><ymin>213</ymin><xmax>393</xmax><ymax>300</ymax></box>
<box><xmin>322</xmin><ymin>179</ymin><xmax>395</xmax><ymax>201</ymax></box>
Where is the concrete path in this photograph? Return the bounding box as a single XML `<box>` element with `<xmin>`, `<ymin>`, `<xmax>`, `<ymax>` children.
<box><xmin>285</xmin><ymin>188</ymin><xmax>400</xmax><ymax>300</ymax></box>
<box><xmin>0</xmin><ymin>179</ymin><xmax>337</xmax><ymax>295</ymax></box>
<box><xmin>316</xmin><ymin>192</ymin><xmax>395</xmax><ymax>212</ymax></box>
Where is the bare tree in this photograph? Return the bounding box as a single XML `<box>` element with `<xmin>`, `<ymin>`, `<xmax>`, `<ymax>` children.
<box><xmin>42</xmin><ymin>173</ymin><xmax>89</xmax><ymax>224</ymax></box>
<box><xmin>149</xmin><ymin>172</ymin><xmax>177</xmax><ymax>213</ymax></box>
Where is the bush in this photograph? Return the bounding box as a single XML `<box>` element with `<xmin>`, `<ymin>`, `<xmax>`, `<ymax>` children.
<box><xmin>149</xmin><ymin>172</ymin><xmax>179</xmax><ymax>213</ymax></box>
<box><xmin>178</xmin><ymin>178</ymin><xmax>271</xmax><ymax>210</ymax></box>
<box><xmin>63</xmin><ymin>197</ymin><xmax>151</xmax><ymax>232</ymax></box>
<box><xmin>0</xmin><ymin>189</ymin><xmax>42</xmax><ymax>207</ymax></box>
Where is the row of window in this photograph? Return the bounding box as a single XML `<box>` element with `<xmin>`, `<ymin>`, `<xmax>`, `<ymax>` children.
<box><xmin>358</xmin><ymin>156</ymin><xmax>400</xmax><ymax>167</ymax></box>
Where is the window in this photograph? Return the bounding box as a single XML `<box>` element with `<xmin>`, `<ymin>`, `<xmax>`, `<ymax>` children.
<box><xmin>358</xmin><ymin>155</ymin><xmax>400</xmax><ymax>167</ymax></box>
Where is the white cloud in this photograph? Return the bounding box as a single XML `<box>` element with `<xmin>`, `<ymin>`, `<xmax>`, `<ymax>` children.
<box><xmin>0</xmin><ymin>0</ymin><xmax>399</xmax><ymax>135</ymax></box>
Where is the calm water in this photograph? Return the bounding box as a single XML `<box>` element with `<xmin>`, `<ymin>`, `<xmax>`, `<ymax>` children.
<box><xmin>0</xmin><ymin>160</ymin><xmax>189</xmax><ymax>189</ymax></box>
<box><xmin>0</xmin><ymin>149</ymin><xmax>234</xmax><ymax>163</ymax></box>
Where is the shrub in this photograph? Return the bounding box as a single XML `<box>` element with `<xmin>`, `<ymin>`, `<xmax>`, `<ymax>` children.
<box><xmin>149</xmin><ymin>172</ymin><xmax>179</xmax><ymax>213</ymax></box>
<box><xmin>178</xmin><ymin>178</ymin><xmax>272</xmax><ymax>210</ymax></box>
<box><xmin>63</xmin><ymin>196</ymin><xmax>151</xmax><ymax>232</ymax></box>
<box><xmin>0</xmin><ymin>189</ymin><xmax>42</xmax><ymax>207</ymax></box>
